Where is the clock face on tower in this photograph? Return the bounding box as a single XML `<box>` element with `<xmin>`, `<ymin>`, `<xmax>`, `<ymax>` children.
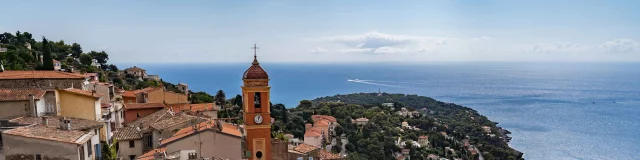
<box><xmin>254</xmin><ymin>114</ymin><xmax>263</xmax><ymax>124</ymax></box>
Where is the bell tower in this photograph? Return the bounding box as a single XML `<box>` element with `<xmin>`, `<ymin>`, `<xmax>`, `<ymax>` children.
<box><xmin>242</xmin><ymin>44</ymin><xmax>272</xmax><ymax>160</ymax></box>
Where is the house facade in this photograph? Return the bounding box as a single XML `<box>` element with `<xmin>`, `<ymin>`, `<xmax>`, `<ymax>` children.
<box><xmin>122</xmin><ymin>87</ymin><xmax>188</xmax><ymax>105</ymax></box>
<box><xmin>57</xmin><ymin>88</ymin><xmax>114</xmax><ymax>143</ymax></box>
<box><xmin>114</xmin><ymin>109</ymin><xmax>203</xmax><ymax>160</ymax></box>
<box><xmin>0</xmin><ymin>88</ymin><xmax>56</xmax><ymax>119</ymax></box>
<box><xmin>123</xmin><ymin>103</ymin><xmax>166</xmax><ymax>123</ymax></box>
<box><xmin>53</xmin><ymin>60</ymin><xmax>61</xmax><ymax>71</ymax></box>
<box><xmin>159</xmin><ymin>120</ymin><xmax>243</xmax><ymax>160</ymax></box>
<box><xmin>87</xmin><ymin>81</ymin><xmax>114</xmax><ymax>104</ymax></box>
<box><xmin>2</xmin><ymin>120</ymin><xmax>101</xmax><ymax>160</ymax></box>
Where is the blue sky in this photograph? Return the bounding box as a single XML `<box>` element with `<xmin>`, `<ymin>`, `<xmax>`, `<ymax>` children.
<box><xmin>2</xmin><ymin>0</ymin><xmax>639</xmax><ymax>63</ymax></box>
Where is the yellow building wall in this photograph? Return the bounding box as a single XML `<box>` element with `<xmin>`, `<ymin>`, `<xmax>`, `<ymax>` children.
<box><xmin>146</xmin><ymin>89</ymin><xmax>188</xmax><ymax>104</ymax></box>
<box><xmin>57</xmin><ymin>90</ymin><xmax>99</xmax><ymax>121</ymax></box>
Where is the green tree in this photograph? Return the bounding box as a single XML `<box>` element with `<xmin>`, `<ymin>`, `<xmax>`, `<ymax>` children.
<box><xmin>331</xmin><ymin>144</ymin><xmax>341</xmax><ymax>154</ymax></box>
<box><xmin>335</xmin><ymin>125</ymin><xmax>344</xmax><ymax>136</ymax></box>
<box><xmin>298</xmin><ymin>100</ymin><xmax>312</xmax><ymax>109</ymax></box>
<box><xmin>101</xmin><ymin>141</ymin><xmax>117</xmax><ymax>160</ymax></box>
<box><xmin>71</xmin><ymin>43</ymin><xmax>82</xmax><ymax>57</ymax></box>
<box><xmin>79</xmin><ymin>54</ymin><xmax>93</xmax><ymax>66</ymax></box>
<box><xmin>215</xmin><ymin>90</ymin><xmax>226</xmax><ymax>106</ymax></box>
<box><xmin>88</xmin><ymin>51</ymin><xmax>109</xmax><ymax>65</ymax></box>
<box><xmin>41</xmin><ymin>37</ymin><xmax>54</xmax><ymax>70</ymax></box>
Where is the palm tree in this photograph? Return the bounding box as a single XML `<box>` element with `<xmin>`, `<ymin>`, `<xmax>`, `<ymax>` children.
<box><xmin>215</xmin><ymin>90</ymin><xmax>226</xmax><ymax>106</ymax></box>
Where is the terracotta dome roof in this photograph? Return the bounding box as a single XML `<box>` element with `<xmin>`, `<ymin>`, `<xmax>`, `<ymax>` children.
<box><xmin>243</xmin><ymin>57</ymin><xmax>268</xmax><ymax>79</ymax></box>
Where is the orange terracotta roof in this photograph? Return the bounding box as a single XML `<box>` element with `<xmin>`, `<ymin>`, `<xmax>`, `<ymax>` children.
<box><xmin>304</xmin><ymin>127</ymin><xmax>323</xmax><ymax>137</ymax></box>
<box><xmin>0</xmin><ymin>88</ymin><xmax>46</xmax><ymax>101</ymax></box>
<box><xmin>294</xmin><ymin>143</ymin><xmax>319</xmax><ymax>154</ymax></box>
<box><xmin>4</xmin><ymin>125</ymin><xmax>93</xmax><ymax>144</ymax></box>
<box><xmin>122</xmin><ymin>90</ymin><xmax>135</xmax><ymax>97</ymax></box>
<box><xmin>319</xmin><ymin>149</ymin><xmax>342</xmax><ymax>160</ymax></box>
<box><xmin>312</xmin><ymin>115</ymin><xmax>337</xmax><ymax>123</ymax></box>
<box><xmin>160</xmin><ymin>120</ymin><xmax>242</xmax><ymax>145</ymax></box>
<box><xmin>125</xmin><ymin>103</ymin><xmax>166</xmax><ymax>110</ymax></box>
<box><xmin>138</xmin><ymin>147</ymin><xmax>166</xmax><ymax>160</ymax></box>
<box><xmin>0</xmin><ymin>70</ymin><xmax>85</xmax><ymax>79</ymax></box>
<box><xmin>61</xmin><ymin>88</ymin><xmax>101</xmax><ymax>98</ymax></box>
<box><xmin>52</xmin><ymin>59</ymin><xmax>60</xmax><ymax>63</ymax></box>
<box><xmin>314</xmin><ymin>119</ymin><xmax>330</xmax><ymax>127</ymax></box>
<box><xmin>84</xmin><ymin>73</ymin><xmax>98</xmax><ymax>77</ymax></box>
<box><xmin>188</xmin><ymin>103</ymin><xmax>218</xmax><ymax>112</ymax></box>
<box><xmin>134</xmin><ymin>87</ymin><xmax>159</xmax><ymax>94</ymax></box>
<box><xmin>419</xmin><ymin>135</ymin><xmax>429</xmax><ymax>139</ymax></box>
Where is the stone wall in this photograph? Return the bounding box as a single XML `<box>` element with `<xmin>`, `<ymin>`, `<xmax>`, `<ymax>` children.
<box><xmin>2</xmin><ymin>134</ymin><xmax>80</xmax><ymax>160</ymax></box>
<box><xmin>0</xmin><ymin>79</ymin><xmax>83</xmax><ymax>90</ymax></box>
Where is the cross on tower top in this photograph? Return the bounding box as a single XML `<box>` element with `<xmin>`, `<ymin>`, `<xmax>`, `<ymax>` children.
<box><xmin>251</xmin><ymin>43</ymin><xmax>260</xmax><ymax>65</ymax></box>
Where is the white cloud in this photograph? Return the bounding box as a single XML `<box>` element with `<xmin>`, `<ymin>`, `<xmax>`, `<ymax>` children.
<box><xmin>522</xmin><ymin>39</ymin><xmax>640</xmax><ymax>54</ymax></box>
<box><xmin>309</xmin><ymin>47</ymin><xmax>328</xmax><ymax>54</ymax></box>
<box><xmin>315</xmin><ymin>32</ymin><xmax>491</xmax><ymax>54</ymax></box>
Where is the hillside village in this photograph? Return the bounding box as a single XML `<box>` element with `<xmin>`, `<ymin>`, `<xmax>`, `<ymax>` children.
<box><xmin>0</xmin><ymin>31</ymin><xmax>523</xmax><ymax>160</ymax></box>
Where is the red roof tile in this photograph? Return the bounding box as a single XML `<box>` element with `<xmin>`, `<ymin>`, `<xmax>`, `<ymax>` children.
<box><xmin>294</xmin><ymin>143</ymin><xmax>319</xmax><ymax>154</ymax></box>
<box><xmin>138</xmin><ymin>148</ymin><xmax>165</xmax><ymax>160</ymax></box>
<box><xmin>124</xmin><ymin>103</ymin><xmax>166</xmax><ymax>110</ymax></box>
<box><xmin>0</xmin><ymin>88</ymin><xmax>46</xmax><ymax>101</ymax></box>
<box><xmin>160</xmin><ymin>120</ymin><xmax>242</xmax><ymax>145</ymax></box>
<box><xmin>314</xmin><ymin>120</ymin><xmax>330</xmax><ymax>127</ymax></box>
<box><xmin>312</xmin><ymin>115</ymin><xmax>337</xmax><ymax>123</ymax></box>
<box><xmin>0</xmin><ymin>70</ymin><xmax>85</xmax><ymax>79</ymax></box>
<box><xmin>4</xmin><ymin>125</ymin><xmax>93</xmax><ymax>144</ymax></box>
<box><xmin>304</xmin><ymin>127</ymin><xmax>323</xmax><ymax>137</ymax></box>
<box><xmin>61</xmin><ymin>88</ymin><xmax>101</xmax><ymax>98</ymax></box>
<box><xmin>242</xmin><ymin>59</ymin><xmax>269</xmax><ymax>79</ymax></box>
<box><xmin>319</xmin><ymin>149</ymin><xmax>343</xmax><ymax>159</ymax></box>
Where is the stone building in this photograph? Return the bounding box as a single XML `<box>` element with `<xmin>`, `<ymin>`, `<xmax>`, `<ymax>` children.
<box><xmin>2</xmin><ymin>117</ymin><xmax>103</xmax><ymax>160</ymax></box>
<box><xmin>124</xmin><ymin>66</ymin><xmax>147</xmax><ymax>80</ymax></box>
<box><xmin>0</xmin><ymin>88</ymin><xmax>56</xmax><ymax>119</ymax></box>
<box><xmin>158</xmin><ymin>120</ymin><xmax>243</xmax><ymax>160</ymax></box>
<box><xmin>113</xmin><ymin>109</ymin><xmax>204</xmax><ymax>159</ymax></box>
<box><xmin>0</xmin><ymin>70</ymin><xmax>85</xmax><ymax>90</ymax></box>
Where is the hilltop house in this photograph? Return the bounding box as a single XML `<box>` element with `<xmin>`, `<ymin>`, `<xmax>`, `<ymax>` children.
<box><xmin>353</xmin><ymin>117</ymin><xmax>369</xmax><ymax>125</ymax></box>
<box><xmin>53</xmin><ymin>59</ymin><xmax>61</xmax><ymax>71</ymax></box>
<box><xmin>311</xmin><ymin>115</ymin><xmax>338</xmax><ymax>137</ymax></box>
<box><xmin>124</xmin><ymin>66</ymin><xmax>147</xmax><ymax>80</ymax></box>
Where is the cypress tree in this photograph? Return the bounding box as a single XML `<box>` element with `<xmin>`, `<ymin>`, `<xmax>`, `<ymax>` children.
<box><xmin>41</xmin><ymin>37</ymin><xmax>54</xmax><ymax>70</ymax></box>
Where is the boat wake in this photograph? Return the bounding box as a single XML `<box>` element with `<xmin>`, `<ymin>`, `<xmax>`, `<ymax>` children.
<box><xmin>347</xmin><ymin>79</ymin><xmax>407</xmax><ymax>88</ymax></box>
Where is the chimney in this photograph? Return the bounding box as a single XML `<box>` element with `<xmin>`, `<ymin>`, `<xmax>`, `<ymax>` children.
<box><xmin>0</xmin><ymin>62</ymin><xmax>4</xmax><ymax>72</ymax></box>
<box><xmin>139</xmin><ymin>123</ymin><xmax>144</xmax><ymax>129</ymax></box>
<box><xmin>42</xmin><ymin>117</ymin><xmax>48</xmax><ymax>126</ymax></box>
<box><xmin>59</xmin><ymin>118</ymin><xmax>71</xmax><ymax>130</ymax></box>
<box><xmin>305</xmin><ymin>123</ymin><xmax>312</xmax><ymax>131</ymax></box>
<box><xmin>29</xmin><ymin>94</ymin><xmax>36</xmax><ymax>117</ymax></box>
<box><xmin>65</xmin><ymin>120</ymin><xmax>71</xmax><ymax>130</ymax></box>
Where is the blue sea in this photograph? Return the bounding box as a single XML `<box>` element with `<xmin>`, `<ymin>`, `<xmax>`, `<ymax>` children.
<box><xmin>128</xmin><ymin>62</ymin><xmax>640</xmax><ymax>160</ymax></box>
